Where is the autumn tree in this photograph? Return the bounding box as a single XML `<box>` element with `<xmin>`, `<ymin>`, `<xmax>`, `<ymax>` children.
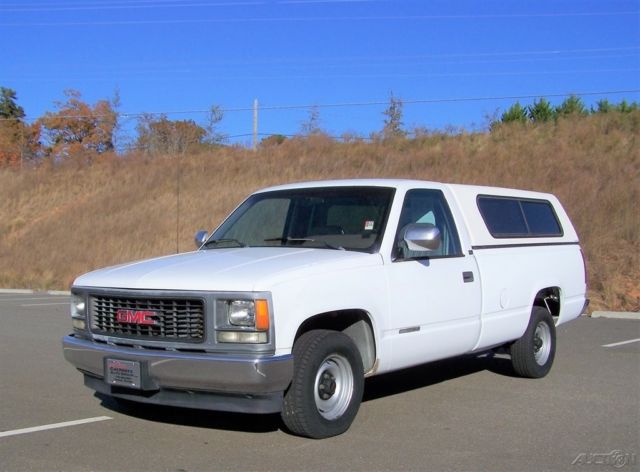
<box><xmin>136</xmin><ymin>106</ymin><xmax>225</xmax><ymax>155</ymax></box>
<box><xmin>39</xmin><ymin>89</ymin><xmax>118</xmax><ymax>160</ymax></box>
<box><xmin>204</xmin><ymin>105</ymin><xmax>226</xmax><ymax>145</ymax></box>
<box><xmin>300</xmin><ymin>106</ymin><xmax>322</xmax><ymax>136</ymax></box>
<box><xmin>381</xmin><ymin>92</ymin><xmax>406</xmax><ymax>140</ymax></box>
<box><xmin>136</xmin><ymin>114</ymin><xmax>207</xmax><ymax>155</ymax></box>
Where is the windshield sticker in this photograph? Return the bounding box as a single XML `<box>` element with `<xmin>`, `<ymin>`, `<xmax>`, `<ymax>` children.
<box><xmin>364</xmin><ymin>220</ymin><xmax>375</xmax><ymax>231</ymax></box>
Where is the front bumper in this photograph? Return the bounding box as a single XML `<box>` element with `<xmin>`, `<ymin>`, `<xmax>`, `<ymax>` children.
<box><xmin>63</xmin><ymin>335</ymin><xmax>293</xmax><ymax>413</ymax></box>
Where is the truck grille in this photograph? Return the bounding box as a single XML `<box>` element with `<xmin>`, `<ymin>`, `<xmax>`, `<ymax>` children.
<box><xmin>90</xmin><ymin>295</ymin><xmax>205</xmax><ymax>342</ymax></box>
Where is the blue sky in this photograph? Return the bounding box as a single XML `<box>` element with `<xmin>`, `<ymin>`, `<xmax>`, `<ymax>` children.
<box><xmin>1</xmin><ymin>0</ymin><xmax>639</xmax><ymax>146</ymax></box>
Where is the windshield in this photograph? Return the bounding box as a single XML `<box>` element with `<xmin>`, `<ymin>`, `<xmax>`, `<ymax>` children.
<box><xmin>206</xmin><ymin>187</ymin><xmax>394</xmax><ymax>252</ymax></box>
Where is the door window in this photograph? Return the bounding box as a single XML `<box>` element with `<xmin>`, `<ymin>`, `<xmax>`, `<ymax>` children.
<box><xmin>394</xmin><ymin>189</ymin><xmax>462</xmax><ymax>260</ymax></box>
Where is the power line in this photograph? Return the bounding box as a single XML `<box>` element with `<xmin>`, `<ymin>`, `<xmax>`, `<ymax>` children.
<box><xmin>5</xmin><ymin>66</ymin><xmax>639</xmax><ymax>83</ymax></box>
<box><xmin>0</xmin><ymin>0</ymin><xmax>211</xmax><ymax>5</ymax></box>
<box><xmin>0</xmin><ymin>1</ymin><xmax>265</xmax><ymax>12</ymax></box>
<box><xmin>1</xmin><ymin>89</ymin><xmax>639</xmax><ymax>122</ymax></box>
<box><xmin>0</xmin><ymin>0</ymin><xmax>379</xmax><ymax>9</ymax></box>
<box><xmin>229</xmin><ymin>89</ymin><xmax>640</xmax><ymax>113</ymax></box>
<box><xmin>150</xmin><ymin>66</ymin><xmax>636</xmax><ymax>82</ymax></box>
<box><xmin>11</xmin><ymin>46</ymin><xmax>637</xmax><ymax>70</ymax></box>
<box><xmin>6</xmin><ymin>49</ymin><xmax>639</xmax><ymax>81</ymax></box>
<box><xmin>2</xmin><ymin>11</ymin><xmax>638</xmax><ymax>27</ymax></box>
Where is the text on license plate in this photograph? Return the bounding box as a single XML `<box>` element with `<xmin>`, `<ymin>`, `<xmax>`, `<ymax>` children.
<box><xmin>105</xmin><ymin>359</ymin><xmax>141</xmax><ymax>389</ymax></box>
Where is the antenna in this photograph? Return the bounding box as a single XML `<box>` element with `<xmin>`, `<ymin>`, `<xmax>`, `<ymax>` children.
<box><xmin>253</xmin><ymin>99</ymin><xmax>258</xmax><ymax>151</ymax></box>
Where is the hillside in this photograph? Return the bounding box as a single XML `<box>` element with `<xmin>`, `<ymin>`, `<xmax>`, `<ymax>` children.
<box><xmin>0</xmin><ymin>112</ymin><xmax>638</xmax><ymax>311</ymax></box>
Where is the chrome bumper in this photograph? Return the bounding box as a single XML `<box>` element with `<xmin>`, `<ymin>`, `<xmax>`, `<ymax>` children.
<box><xmin>62</xmin><ymin>335</ymin><xmax>293</xmax><ymax>396</ymax></box>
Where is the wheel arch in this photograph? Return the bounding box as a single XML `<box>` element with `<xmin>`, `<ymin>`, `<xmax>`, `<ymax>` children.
<box><xmin>294</xmin><ymin>310</ymin><xmax>377</xmax><ymax>374</ymax></box>
<box><xmin>533</xmin><ymin>286</ymin><xmax>561</xmax><ymax>323</ymax></box>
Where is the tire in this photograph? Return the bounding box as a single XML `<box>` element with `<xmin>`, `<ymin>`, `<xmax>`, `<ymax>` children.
<box><xmin>282</xmin><ymin>330</ymin><xmax>364</xmax><ymax>439</ymax></box>
<box><xmin>510</xmin><ymin>306</ymin><xmax>556</xmax><ymax>378</ymax></box>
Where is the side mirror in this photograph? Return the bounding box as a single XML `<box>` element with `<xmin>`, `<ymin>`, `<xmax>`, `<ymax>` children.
<box><xmin>194</xmin><ymin>230</ymin><xmax>209</xmax><ymax>249</ymax></box>
<box><xmin>403</xmin><ymin>223</ymin><xmax>441</xmax><ymax>251</ymax></box>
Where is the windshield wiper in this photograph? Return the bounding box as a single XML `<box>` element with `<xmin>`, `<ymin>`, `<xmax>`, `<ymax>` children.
<box><xmin>264</xmin><ymin>237</ymin><xmax>344</xmax><ymax>251</ymax></box>
<box><xmin>202</xmin><ymin>238</ymin><xmax>247</xmax><ymax>248</ymax></box>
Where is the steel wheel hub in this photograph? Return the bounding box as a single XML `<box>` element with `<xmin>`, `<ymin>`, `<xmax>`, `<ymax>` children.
<box><xmin>318</xmin><ymin>371</ymin><xmax>337</xmax><ymax>400</ymax></box>
<box><xmin>533</xmin><ymin>321</ymin><xmax>552</xmax><ymax>366</ymax></box>
<box><xmin>314</xmin><ymin>354</ymin><xmax>354</xmax><ymax>420</ymax></box>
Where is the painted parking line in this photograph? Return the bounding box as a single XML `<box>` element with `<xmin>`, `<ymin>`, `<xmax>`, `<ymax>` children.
<box><xmin>21</xmin><ymin>302</ymin><xmax>70</xmax><ymax>307</ymax></box>
<box><xmin>0</xmin><ymin>289</ymin><xmax>69</xmax><ymax>295</ymax></box>
<box><xmin>0</xmin><ymin>416</ymin><xmax>112</xmax><ymax>439</ymax></box>
<box><xmin>0</xmin><ymin>297</ymin><xmax>68</xmax><ymax>302</ymax></box>
<box><xmin>602</xmin><ymin>338</ymin><xmax>640</xmax><ymax>348</ymax></box>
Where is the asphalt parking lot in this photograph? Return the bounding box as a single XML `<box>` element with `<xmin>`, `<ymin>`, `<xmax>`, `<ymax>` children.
<box><xmin>0</xmin><ymin>292</ymin><xmax>638</xmax><ymax>472</ymax></box>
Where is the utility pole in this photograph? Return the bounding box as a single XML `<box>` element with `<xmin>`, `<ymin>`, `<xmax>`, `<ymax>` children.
<box><xmin>252</xmin><ymin>99</ymin><xmax>258</xmax><ymax>151</ymax></box>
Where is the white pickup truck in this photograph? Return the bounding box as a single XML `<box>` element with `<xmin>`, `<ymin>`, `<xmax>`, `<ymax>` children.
<box><xmin>63</xmin><ymin>179</ymin><xmax>588</xmax><ymax>438</ymax></box>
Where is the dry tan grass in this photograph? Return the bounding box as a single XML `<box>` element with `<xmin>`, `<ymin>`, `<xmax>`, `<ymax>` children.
<box><xmin>0</xmin><ymin>112</ymin><xmax>638</xmax><ymax>311</ymax></box>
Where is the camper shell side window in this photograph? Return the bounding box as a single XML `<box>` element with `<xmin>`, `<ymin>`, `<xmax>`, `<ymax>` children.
<box><xmin>477</xmin><ymin>195</ymin><xmax>563</xmax><ymax>238</ymax></box>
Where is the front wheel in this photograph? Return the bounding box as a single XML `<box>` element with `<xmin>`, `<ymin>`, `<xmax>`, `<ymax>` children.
<box><xmin>510</xmin><ymin>306</ymin><xmax>556</xmax><ymax>378</ymax></box>
<box><xmin>282</xmin><ymin>330</ymin><xmax>364</xmax><ymax>439</ymax></box>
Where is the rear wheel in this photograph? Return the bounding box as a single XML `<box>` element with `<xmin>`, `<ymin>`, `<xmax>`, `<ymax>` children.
<box><xmin>282</xmin><ymin>330</ymin><xmax>364</xmax><ymax>439</ymax></box>
<box><xmin>510</xmin><ymin>306</ymin><xmax>556</xmax><ymax>378</ymax></box>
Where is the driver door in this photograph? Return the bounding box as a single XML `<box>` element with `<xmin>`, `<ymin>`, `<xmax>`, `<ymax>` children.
<box><xmin>385</xmin><ymin>189</ymin><xmax>481</xmax><ymax>368</ymax></box>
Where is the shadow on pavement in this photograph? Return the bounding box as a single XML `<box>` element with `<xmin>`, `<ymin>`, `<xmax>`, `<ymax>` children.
<box><xmin>97</xmin><ymin>394</ymin><xmax>282</xmax><ymax>434</ymax></box>
<box><xmin>363</xmin><ymin>352</ymin><xmax>517</xmax><ymax>402</ymax></box>
<box><xmin>96</xmin><ymin>352</ymin><xmax>517</xmax><ymax>433</ymax></box>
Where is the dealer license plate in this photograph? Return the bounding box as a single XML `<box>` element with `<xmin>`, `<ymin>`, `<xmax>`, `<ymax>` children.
<box><xmin>105</xmin><ymin>359</ymin><xmax>141</xmax><ymax>389</ymax></box>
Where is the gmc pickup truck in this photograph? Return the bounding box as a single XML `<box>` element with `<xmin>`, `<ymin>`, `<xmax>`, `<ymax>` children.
<box><xmin>63</xmin><ymin>179</ymin><xmax>588</xmax><ymax>438</ymax></box>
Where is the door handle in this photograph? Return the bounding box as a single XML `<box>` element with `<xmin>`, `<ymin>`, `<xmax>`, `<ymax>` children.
<box><xmin>463</xmin><ymin>271</ymin><xmax>474</xmax><ymax>283</ymax></box>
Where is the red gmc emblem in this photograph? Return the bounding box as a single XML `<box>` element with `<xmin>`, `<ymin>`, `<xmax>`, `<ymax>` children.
<box><xmin>115</xmin><ymin>309</ymin><xmax>160</xmax><ymax>326</ymax></box>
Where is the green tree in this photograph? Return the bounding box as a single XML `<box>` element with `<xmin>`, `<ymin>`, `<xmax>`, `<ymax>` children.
<box><xmin>501</xmin><ymin>102</ymin><xmax>529</xmax><ymax>123</ymax></box>
<box><xmin>593</xmin><ymin>99</ymin><xmax>613</xmax><ymax>114</ymax></box>
<box><xmin>556</xmin><ymin>95</ymin><xmax>587</xmax><ymax>117</ymax></box>
<box><xmin>0</xmin><ymin>87</ymin><xmax>25</xmax><ymax>120</ymax></box>
<box><xmin>0</xmin><ymin>87</ymin><xmax>41</xmax><ymax>167</ymax></box>
<box><xmin>260</xmin><ymin>134</ymin><xmax>288</xmax><ymax>147</ymax></box>
<box><xmin>528</xmin><ymin>98</ymin><xmax>555</xmax><ymax>123</ymax></box>
<box><xmin>381</xmin><ymin>92</ymin><xmax>406</xmax><ymax>139</ymax></box>
<box><xmin>615</xmin><ymin>100</ymin><xmax>639</xmax><ymax>113</ymax></box>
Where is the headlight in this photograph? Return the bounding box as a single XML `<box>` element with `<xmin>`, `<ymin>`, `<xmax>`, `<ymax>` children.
<box><xmin>70</xmin><ymin>293</ymin><xmax>87</xmax><ymax>330</ymax></box>
<box><xmin>228</xmin><ymin>300</ymin><xmax>256</xmax><ymax>326</ymax></box>
<box><xmin>218</xmin><ymin>298</ymin><xmax>270</xmax><ymax>344</ymax></box>
<box><xmin>227</xmin><ymin>299</ymin><xmax>270</xmax><ymax>330</ymax></box>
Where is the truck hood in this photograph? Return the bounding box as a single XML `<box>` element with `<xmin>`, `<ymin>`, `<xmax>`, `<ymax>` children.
<box><xmin>73</xmin><ymin>247</ymin><xmax>381</xmax><ymax>292</ymax></box>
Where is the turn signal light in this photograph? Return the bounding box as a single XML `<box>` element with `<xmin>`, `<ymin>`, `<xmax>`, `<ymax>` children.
<box><xmin>255</xmin><ymin>299</ymin><xmax>270</xmax><ymax>331</ymax></box>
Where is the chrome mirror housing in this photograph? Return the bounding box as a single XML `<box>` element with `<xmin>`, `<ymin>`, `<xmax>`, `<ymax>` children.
<box><xmin>194</xmin><ymin>230</ymin><xmax>209</xmax><ymax>249</ymax></box>
<box><xmin>403</xmin><ymin>223</ymin><xmax>441</xmax><ymax>251</ymax></box>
